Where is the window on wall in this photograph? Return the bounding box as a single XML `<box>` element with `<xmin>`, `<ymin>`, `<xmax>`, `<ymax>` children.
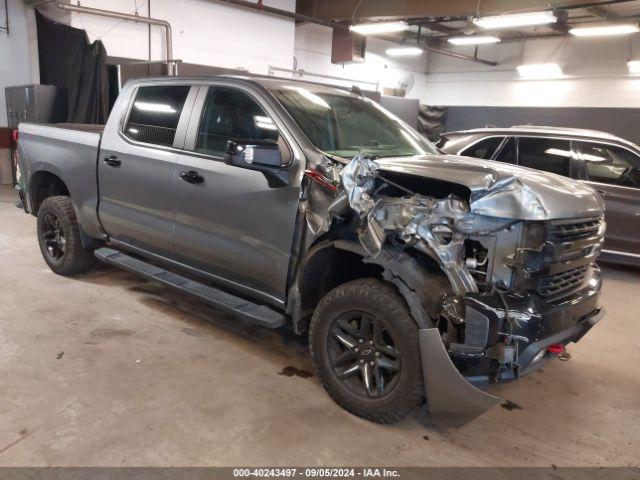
<box><xmin>518</xmin><ymin>137</ymin><xmax>572</xmax><ymax>177</ymax></box>
<box><xmin>462</xmin><ymin>137</ymin><xmax>504</xmax><ymax>159</ymax></box>
<box><xmin>124</xmin><ymin>85</ymin><xmax>191</xmax><ymax>147</ymax></box>
<box><xmin>579</xmin><ymin>142</ymin><xmax>640</xmax><ymax>188</ymax></box>
<box><xmin>195</xmin><ymin>88</ymin><xmax>280</xmax><ymax>157</ymax></box>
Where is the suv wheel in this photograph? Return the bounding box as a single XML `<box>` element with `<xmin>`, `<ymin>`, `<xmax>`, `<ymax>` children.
<box><xmin>37</xmin><ymin>196</ymin><xmax>95</xmax><ymax>276</ymax></box>
<box><xmin>309</xmin><ymin>278</ymin><xmax>424</xmax><ymax>424</ymax></box>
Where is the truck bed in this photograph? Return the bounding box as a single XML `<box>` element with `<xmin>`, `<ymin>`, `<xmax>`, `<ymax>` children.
<box><xmin>17</xmin><ymin>121</ymin><xmax>103</xmax><ymax>239</ymax></box>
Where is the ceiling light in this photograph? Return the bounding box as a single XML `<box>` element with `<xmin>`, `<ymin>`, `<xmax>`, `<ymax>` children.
<box><xmin>448</xmin><ymin>35</ymin><xmax>501</xmax><ymax>45</ymax></box>
<box><xmin>350</xmin><ymin>21</ymin><xmax>407</xmax><ymax>35</ymax></box>
<box><xmin>473</xmin><ymin>11</ymin><xmax>556</xmax><ymax>29</ymax></box>
<box><xmin>570</xmin><ymin>24</ymin><xmax>639</xmax><ymax>37</ymax></box>
<box><xmin>628</xmin><ymin>60</ymin><xmax>640</xmax><ymax>73</ymax></box>
<box><xmin>386</xmin><ymin>46</ymin><xmax>424</xmax><ymax>57</ymax></box>
<box><xmin>517</xmin><ymin>63</ymin><xmax>563</xmax><ymax>79</ymax></box>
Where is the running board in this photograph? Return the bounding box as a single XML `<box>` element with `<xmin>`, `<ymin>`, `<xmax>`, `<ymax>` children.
<box><xmin>94</xmin><ymin>247</ymin><xmax>286</xmax><ymax>329</ymax></box>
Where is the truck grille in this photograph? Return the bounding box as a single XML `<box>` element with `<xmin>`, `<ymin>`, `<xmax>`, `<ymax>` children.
<box><xmin>516</xmin><ymin>217</ymin><xmax>604</xmax><ymax>301</ymax></box>
<box><xmin>548</xmin><ymin>218</ymin><xmax>602</xmax><ymax>241</ymax></box>
<box><xmin>537</xmin><ymin>265</ymin><xmax>590</xmax><ymax>298</ymax></box>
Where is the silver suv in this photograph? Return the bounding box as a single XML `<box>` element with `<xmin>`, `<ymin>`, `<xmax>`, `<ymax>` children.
<box><xmin>440</xmin><ymin>126</ymin><xmax>640</xmax><ymax>265</ymax></box>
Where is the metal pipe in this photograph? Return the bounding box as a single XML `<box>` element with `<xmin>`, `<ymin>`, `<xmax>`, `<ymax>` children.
<box><xmin>424</xmin><ymin>45</ymin><xmax>498</xmax><ymax>66</ymax></box>
<box><xmin>53</xmin><ymin>2</ymin><xmax>176</xmax><ymax>75</ymax></box>
<box><xmin>212</xmin><ymin>0</ymin><xmax>348</xmax><ymax>30</ymax></box>
<box><xmin>210</xmin><ymin>0</ymin><xmax>497</xmax><ymax>66</ymax></box>
<box><xmin>268</xmin><ymin>65</ymin><xmax>380</xmax><ymax>88</ymax></box>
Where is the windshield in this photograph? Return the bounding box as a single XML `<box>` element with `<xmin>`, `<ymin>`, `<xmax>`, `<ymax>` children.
<box><xmin>271</xmin><ymin>86</ymin><xmax>438</xmax><ymax>159</ymax></box>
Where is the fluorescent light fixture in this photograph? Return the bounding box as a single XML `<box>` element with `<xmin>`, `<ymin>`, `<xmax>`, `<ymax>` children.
<box><xmin>448</xmin><ymin>35</ymin><xmax>500</xmax><ymax>45</ymax></box>
<box><xmin>628</xmin><ymin>60</ymin><xmax>640</xmax><ymax>73</ymax></box>
<box><xmin>517</xmin><ymin>63</ymin><xmax>563</xmax><ymax>79</ymax></box>
<box><xmin>350</xmin><ymin>21</ymin><xmax>407</xmax><ymax>35</ymax></box>
<box><xmin>283</xmin><ymin>86</ymin><xmax>330</xmax><ymax>109</ymax></box>
<box><xmin>546</xmin><ymin>148</ymin><xmax>605</xmax><ymax>162</ymax></box>
<box><xmin>134</xmin><ymin>102</ymin><xmax>176</xmax><ymax>113</ymax></box>
<box><xmin>473</xmin><ymin>11</ymin><xmax>556</xmax><ymax>29</ymax></box>
<box><xmin>386</xmin><ymin>46</ymin><xmax>424</xmax><ymax>57</ymax></box>
<box><xmin>254</xmin><ymin>115</ymin><xmax>277</xmax><ymax>131</ymax></box>
<box><xmin>570</xmin><ymin>24</ymin><xmax>639</xmax><ymax>37</ymax></box>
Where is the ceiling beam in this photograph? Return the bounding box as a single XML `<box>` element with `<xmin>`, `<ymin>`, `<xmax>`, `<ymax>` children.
<box><xmin>296</xmin><ymin>0</ymin><xmax>634</xmax><ymax>21</ymax></box>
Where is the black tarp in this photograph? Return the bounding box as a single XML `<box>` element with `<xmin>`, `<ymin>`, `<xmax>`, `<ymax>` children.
<box><xmin>35</xmin><ymin>10</ymin><xmax>109</xmax><ymax>124</ymax></box>
<box><xmin>418</xmin><ymin>105</ymin><xmax>448</xmax><ymax>143</ymax></box>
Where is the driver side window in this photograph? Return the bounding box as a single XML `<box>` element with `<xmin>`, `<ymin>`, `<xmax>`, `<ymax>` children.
<box><xmin>195</xmin><ymin>88</ymin><xmax>279</xmax><ymax>157</ymax></box>
<box><xmin>579</xmin><ymin>142</ymin><xmax>640</xmax><ymax>188</ymax></box>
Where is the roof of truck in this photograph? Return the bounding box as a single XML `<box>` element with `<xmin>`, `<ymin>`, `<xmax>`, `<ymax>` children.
<box><xmin>126</xmin><ymin>75</ymin><xmax>360</xmax><ymax>96</ymax></box>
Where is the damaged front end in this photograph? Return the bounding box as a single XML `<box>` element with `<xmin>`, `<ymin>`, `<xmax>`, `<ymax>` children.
<box><xmin>314</xmin><ymin>153</ymin><xmax>606</xmax><ymax>426</ymax></box>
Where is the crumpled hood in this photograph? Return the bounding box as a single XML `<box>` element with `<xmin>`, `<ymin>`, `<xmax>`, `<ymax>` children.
<box><xmin>375</xmin><ymin>154</ymin><xmax>605</xmax><ymax>221</ymax></box>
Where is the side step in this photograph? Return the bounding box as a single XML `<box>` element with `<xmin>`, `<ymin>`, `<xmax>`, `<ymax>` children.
<box><xmin>94</xmin><ymin>247</ymin><xmax>286</xmax><ymax>329</ymax></box>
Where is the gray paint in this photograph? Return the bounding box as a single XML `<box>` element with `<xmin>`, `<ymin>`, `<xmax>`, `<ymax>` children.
<box><xmin>379</xmin><ymin>96</ymin><xmax>420</xmax><ymax>129</ymax></box>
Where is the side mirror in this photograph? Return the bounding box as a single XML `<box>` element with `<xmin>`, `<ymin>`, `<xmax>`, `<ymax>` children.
<box><xmin>225</xmin><ymin>138</ymin><xmax>289</xmax><ymax>187</ymax></box>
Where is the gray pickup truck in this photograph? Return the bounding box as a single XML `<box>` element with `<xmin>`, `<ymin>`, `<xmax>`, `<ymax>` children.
<box><xmin>16</xmin><ymin>76</ymin><xmax>606</xmax><ymax>425</ymax></box>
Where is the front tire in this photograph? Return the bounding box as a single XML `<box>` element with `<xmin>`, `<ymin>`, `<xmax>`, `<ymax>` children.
<box><xmin>309</xmin><ymin>278</ymin><xmax>424</xmax><ymax>424</ymax></box>
<box><xmin>37</xmin><ymin>196</ymin><xmax>95</xmax><ymax>276</ymax></box>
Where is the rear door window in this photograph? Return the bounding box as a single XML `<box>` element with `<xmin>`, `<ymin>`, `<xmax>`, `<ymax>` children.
<box><xmin>124</xmin><ymin>85</ymin><xmax>191</xmax><ymax>147</ymax></box>
<box><xmin>195</xmin><ymin>88</ymin><xmax>279</xmax><ymax>157</ymax></box>
<box><xmin>578</xmin><ymin>142</ymin><xmax>640</xmax><ymax>188</ymax></box>
<box><xmin>494</xmin><ymin>137</ymin><xmax>517</xmax><ymax>164</ymax></box>
<box><xmin>461</xmin><ymin>137</ymin><xmax>504</xmax><ymax>159</ymax></box>
<box><xmin>518</xmin><ymin>137</ymin><xmax>572</xmax><ymax>177</ymax></box>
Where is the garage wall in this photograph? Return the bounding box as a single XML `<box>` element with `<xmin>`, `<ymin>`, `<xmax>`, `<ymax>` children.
<box><xmin>423</xmin><ymin>35</ymin><xmax>640</xmax><ymax>108</ymax></box>
<box><xmin>63</xmin><ymin>0</ymin><xmax>295</xmax><ymax>74</ymax></box>
<box><xmin>293</xmin><ymin>23</ymin><xmax>431</xmax><ymax>99</ymax></box>
<box><xmin>294</xmin><ymin>24</ymin><xmax>640</xmax><ymax>110</ymax></box>
<box><xmin>0</xmin><ymin>0</ymin><xmax>39</xmax><ymax>127</ymax></box>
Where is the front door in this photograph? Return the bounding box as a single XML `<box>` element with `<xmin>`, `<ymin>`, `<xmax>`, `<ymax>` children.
<box><xmin>98</xmin><ymin>84</ymin><xmax>196</xmax><ymax>258</ymax></box>
<box><xmin>574</xmin><ymin>141</ymin><xmax>640</xmax><ymax>255</ymax></box>
<box><xmin>173</xmin><ymin>85</ymin><xmax>301</xmax><ymax>305</ymax></box>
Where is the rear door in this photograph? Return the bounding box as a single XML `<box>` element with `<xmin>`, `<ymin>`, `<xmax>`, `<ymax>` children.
<box><xmin>172</xmin><ymin>84</ymin><xmax>302</xmax><ymax>306</ymax></box>
<box><xmin>574</xmin><ymin>141</ymin><xmax>640</xmax><ymax>255</ymax></box>
<box><xmin>516</xmin><ymin>137</ymin><xmax>573</xmax><ymax>177</ymax></box>
<box><xmin>98</xmin><ymin>83</ymin><xmax>197</xmax><ymax>258</ymax></box>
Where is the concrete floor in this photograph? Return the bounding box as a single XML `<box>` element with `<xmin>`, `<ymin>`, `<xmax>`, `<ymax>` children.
<box><xmin>0</xmin><ymin>184</ymin><xmax>638</xmax><ymax>467</ymax></box>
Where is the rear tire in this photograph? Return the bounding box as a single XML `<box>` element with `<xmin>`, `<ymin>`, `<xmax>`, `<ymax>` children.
<box><xmin>37</xmin><ymin>196</ymin><xmax>95</xmax><ymax>276</ymax></box>
<box><xmin>309</xmin><ymin>278</ymin><xmax>424</xmax><ymax>424</ymax></box>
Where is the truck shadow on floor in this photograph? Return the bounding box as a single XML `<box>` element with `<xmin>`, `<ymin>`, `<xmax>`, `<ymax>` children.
<box><xmin>79</xmin><ymin>263</ymin><xmax>313</xmax><ymax>373</ymax></box>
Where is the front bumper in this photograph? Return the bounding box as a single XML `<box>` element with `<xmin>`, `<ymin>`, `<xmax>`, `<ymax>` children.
<box><xmin>420</xmin><ymin>267</ymin><xmax>604</xmax><ymax>426</ymax></box>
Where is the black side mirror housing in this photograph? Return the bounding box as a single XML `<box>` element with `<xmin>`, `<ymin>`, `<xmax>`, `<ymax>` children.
<box><xmin>225</xmin><ymin>138</ymin><xmax>289</xmax><ymax>188</ymax></box>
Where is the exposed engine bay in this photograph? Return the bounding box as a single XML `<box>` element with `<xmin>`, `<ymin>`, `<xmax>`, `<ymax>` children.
<box><xmin>300</xmin><ymin>153</ymin><xmax>606</xmax><ymax>424</ymax></box>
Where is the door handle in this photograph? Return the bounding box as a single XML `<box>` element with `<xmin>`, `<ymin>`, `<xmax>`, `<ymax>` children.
<box><xmin>179</xmin><ymin>170</ymin><xmax>204</xmax><ymax>184</ymax></box>
<box><xmin>103</xmin><ymin>155</ymin><xmax>121</xmax><ymax>167</ymax></box>
<box><xmin>597</xmin><ymin>190</ymin><xmax>607</xmax><ymax>199</ymax></box>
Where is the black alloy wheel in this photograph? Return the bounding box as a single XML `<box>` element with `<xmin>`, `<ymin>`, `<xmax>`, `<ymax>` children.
<box><xmin>328</xmin><ymin>311</ymin><xmax>401</xmax><ymax>398</ymax></box>
<box><xmin>41</xmin><ymin>211</ymin><xmax>66</xmax><ymax>262</ymax></box>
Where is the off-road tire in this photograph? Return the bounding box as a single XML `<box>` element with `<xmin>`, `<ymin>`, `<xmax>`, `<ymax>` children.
<box><xmin>37</xmin><ymin>196</ymin><xmax>95</xmax><ymax>276</ymax></box>
<box><xmin>309</xmin><ymin>278</ymin><xmax>424</xmax><ymax>424</ymax></box>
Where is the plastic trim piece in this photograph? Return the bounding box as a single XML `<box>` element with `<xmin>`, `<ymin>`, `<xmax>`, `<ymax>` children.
<box><xmin>419</xmin><ymin>328</ymin><xmax>502</xmax><ymax>428</ymax></box>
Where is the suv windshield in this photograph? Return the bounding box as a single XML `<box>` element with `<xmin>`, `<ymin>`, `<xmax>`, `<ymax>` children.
<box><xmin>271</xmin><ymin>86</ymin><xmax>437</xmax><ymax>159</ymax></box>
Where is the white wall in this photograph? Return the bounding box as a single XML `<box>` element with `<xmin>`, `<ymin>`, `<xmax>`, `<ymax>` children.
<box><xmin>294</xmin><ymin>23</ymin><xmax>640</xmax><ymax>109</ymax></box>
<box><xmin>65</xmin><ymin>0</ymin><xmax>295</xmax><ymax>74</ymax></box>
<box><xmin>0</xmin><ymin>0</ymin><xmax>39</xmax><ymax>127</ymax></box>
<box><xmin>423</xmin><ymin>35</ymin><xmax>640</xmax><ymax>108</ymax></box>
<box><xmin>293</xmin><ymin>23</ymin><xmax>431</xmax><ymax>100</ymax></box>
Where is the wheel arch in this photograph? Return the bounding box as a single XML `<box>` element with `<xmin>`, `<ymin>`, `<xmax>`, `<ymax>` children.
<box><xmin>290</xmin><ymin>239</ymin><xmax>451</xmax><ymax>335</ymax></box>
<box><xmin>29</xmin><ymin>170</ymin><xmax>70</xmax><ymax>216</ymax></box>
